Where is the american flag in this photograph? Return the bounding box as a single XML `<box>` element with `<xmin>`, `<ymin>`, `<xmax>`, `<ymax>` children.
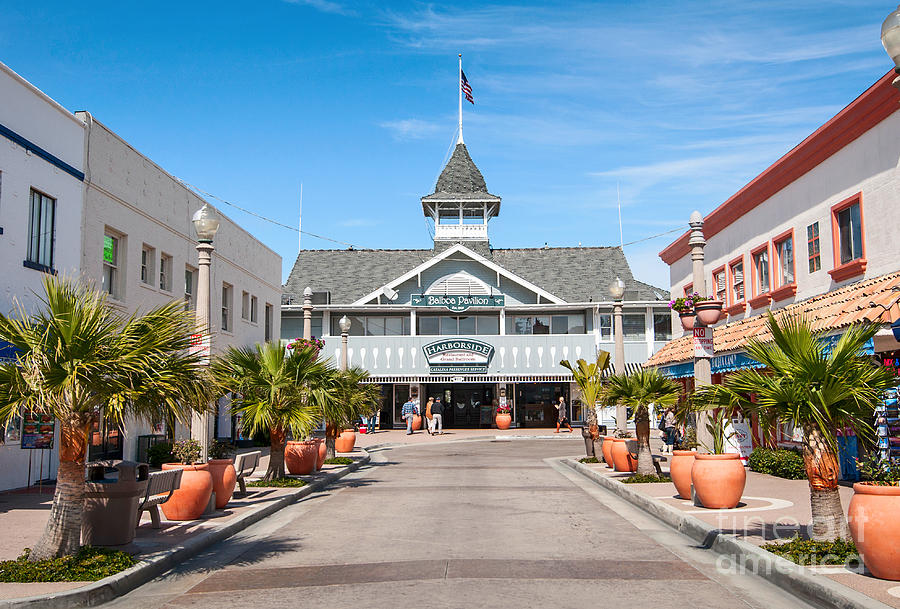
<box><xmin>461</xmin><ymin>70</ymin><xmax>474</xmax><ymax>104</ymax></box>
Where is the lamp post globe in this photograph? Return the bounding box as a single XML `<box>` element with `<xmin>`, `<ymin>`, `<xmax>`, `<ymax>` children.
<box><xmin>883</xmin><ymin>5</ymin><xmax>900</xmax><ymax>69</ymax></box>
<box><xmin>608</xmin><ymin>277</ymin><xmax>626</xmax><ymax>301</ymax></box>
<box><xmin>192</xmin><ymin>203</ymin><xmax>220</xmax><ymax>243</ymax></box>
<box><xmin>339</xmin><ymin>315</ymin><xmax>351</xmax><ymax>371</ymax></box>
<box><xmin>339</xmin><ymin>315</ymin><xmax>351</xmax><ymax>334</ymax></box>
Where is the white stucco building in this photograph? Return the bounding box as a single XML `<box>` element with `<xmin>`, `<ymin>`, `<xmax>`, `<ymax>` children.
<box><xmin>0</xmin><ymin>61</ymin><xmax>282</xmax><ymax>491</ymax></box>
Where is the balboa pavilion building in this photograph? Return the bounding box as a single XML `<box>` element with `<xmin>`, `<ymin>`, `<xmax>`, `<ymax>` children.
<box><xmin>281</xmin><ymin>142</ymin><xmax>671</xmax><ymax>429</ymax></box>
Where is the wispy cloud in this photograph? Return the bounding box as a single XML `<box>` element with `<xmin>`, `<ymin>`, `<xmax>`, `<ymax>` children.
<box><xmin>339</xmin><ymin>218</ymin><xmax>379</xmax><ymax>228</ymax></box>
<box><xmin>380</xmin><ymin>118</ymin><xmax>444</xmax><ymax>140</ymax></box>
<box><xmin>283</xmin><ymin>0</ymin><xmax>354</xmax><ymax>16</ymax></box>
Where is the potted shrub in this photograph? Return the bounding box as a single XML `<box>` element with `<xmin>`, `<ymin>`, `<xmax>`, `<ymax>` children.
<box><xmin>495</xmin><ymin>404</ymin><xmax>512</xmax><ymax>430</ymax></box>
<box><xmin>560</xmin><ymin>353</ymin><xmax>610</xmax><ymax>458</ymax></box>
<box><xmin>669</xmin><ymin>293</ymin><xmax>702</xmax><ymax>331</ymax></box>
<box><xmin>690</xmin><ymin>410</ymin><xmax>745</xmax><ymax>509</ymax></box>
<box><xmin>285</xmin><ymin>437</ymin><xmax>318</xmax><ymax>475</ymax></box>
<box><xmin>694</xmin><ymin>298</ymin><xmax>724</xmax><ymax>326</ymax></box>
<box><xmin>207</xmin><ymin>440</ymin><xmax>236</xmax><ymax>509</ymax></box>
<box><xmin>848</xmin><ymin>455</ymin><xmax>900</xmax><ymax>580</ymax></box>
<box><xmin>161</xmin><ymin>439</ymin><xmax>214</xmax><ymax>521</ymax></box>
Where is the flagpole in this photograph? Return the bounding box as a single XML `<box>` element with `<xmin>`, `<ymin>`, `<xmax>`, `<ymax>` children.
<box><xmin>298</xmin><ymin>182</ymin><xmax>303</xmax><ymax>254</ymax></box>
<box><xmin>458</xmin><ymin>53</ymin><xmax>463</xmax><ymax>144</ymax></box>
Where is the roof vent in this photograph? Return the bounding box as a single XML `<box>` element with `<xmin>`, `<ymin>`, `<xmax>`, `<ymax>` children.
<box><xmin>426</xmin><ymin>271</ymin><xmax>489</xmax><ymax>296</ymax></box>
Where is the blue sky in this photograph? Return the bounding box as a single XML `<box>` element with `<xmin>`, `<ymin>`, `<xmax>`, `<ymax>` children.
<box><xmin>0</xmin><ymin>0</ymin><xmax>893</xmax><ymax>289</ymax></box>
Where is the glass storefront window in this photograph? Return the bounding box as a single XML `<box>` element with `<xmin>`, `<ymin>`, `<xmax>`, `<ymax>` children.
<box><xmin>457</xmin><ymin>315</ymin><xmax>476</xmax><ymax>335</ymax></box>
<box><xmin>333</xmin><ymin>315</ymin><xmax>409</xmax><ymax>336</ymax></box>
<box><xmin>599</xmin><ymin>314</ymin><xmax>612</xmax><ymax>340</ymax></box>
<box><xmin>475</xmin><ymin>315</ymin><xmax>499</xmax><ymax>335</ymax></box>
<box><xmin>653</xmin><ymin>312</ymin><xmax>672</xmax><ymax>341</ymax></box>
<box><xmin>623</xmin><ymin>313</ymin><xmax>645</xmax><ymax>340</ymax></box>
<box><xmin>440</xmin><ymin>316</ymin><xmax>458</xmax><ymax>335</ymax></box>
<box><xmin>418</xmin><ymin>316</ymin><xmax>439</xmax><ymax>335</ymax></box>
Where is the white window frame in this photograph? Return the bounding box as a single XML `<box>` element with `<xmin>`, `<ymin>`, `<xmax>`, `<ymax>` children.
<box><xmin>250</xmin><ymin>295</ymin><xmax>258</xmax><ymax>324</ymax></box>
<box><xmin>222</xmin><ymin>283</ymin><xmax>233</xmax><ymax>333</ymax></box>
<box><xmin>102</xmin><ymin>232</ymin><xmax>120</xmax><ymax>299</ymax></box>
<box><xmin>26</xmin><ymin>189</ymin><xmax>56</xmax><ymax>271</ymax></box>
<box><xmin>159</xmin><ymin>253</ymin><xmax>173</xmax><ymax>292</ymax></box>
<box><xmin>241</xmin><ymin>291</ymin><xmax>250</xmax><ymax>320</ymax></box>
<box><xmin>141</xmin><ymin>246</ymin><xmax>155</xmax><ymax>285</ymax></box>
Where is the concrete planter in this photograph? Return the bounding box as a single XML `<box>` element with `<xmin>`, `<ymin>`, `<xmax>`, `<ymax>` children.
<box><xmin>207</xmin><ymin>458</ymin><xmax>236</xmax><ymax>509</ymax></box>
<box><xmin>160</xmin><ymin>463</ymin><xmax>213</xmax><ymax>521</ymax></box>
<box><xmin>285</xmin><ymin>440</ymin><xmax>318</xmax><ymax>475</ymax></box>
<box><xmin>690</xmin><ymin>453</ymin><xmax>745</xmax><ymax>509</ymax></box>
<box><xmin>496</xmin><ymin>413</ymin><xmax>512</xmax><ymax>430</ymax></box>
<box><xmin>335</xmin><ymin>429</ymin><xmax>357</xmax><ymax>453</ymax></box>
<box><xmin>669</xmin><ymin>450</ymin><xmax>695</xmax><ymax>499</ymax></box>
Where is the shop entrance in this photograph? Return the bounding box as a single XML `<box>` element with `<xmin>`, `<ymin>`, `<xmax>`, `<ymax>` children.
<box><xmin>424</xmin><ymin>384</ymin><xmax>495</xmax><ymax>428</ymax></box>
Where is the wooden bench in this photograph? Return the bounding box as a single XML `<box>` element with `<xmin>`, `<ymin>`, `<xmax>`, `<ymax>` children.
<box><xmin>625</xmin><ymin>440</ymin><xmax>668</xmax><ymax>476</ymax></box>
<box><xmin>234</xmin><ymin>451</ymin><xmax>261</xmax><ymax>496</ymax></box>
<box><xmin>137</xmin><ymin>468</ymin><xmax>183</xmax><ymax>528</ymax></box>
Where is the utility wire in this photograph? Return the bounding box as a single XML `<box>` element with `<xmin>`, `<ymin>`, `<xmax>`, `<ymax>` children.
<box><xmin>621</xmin><ymin>225</ymin><xmax>687</xmax><ymax>248</ymax></box>
<box><xmin>177</xmin><ymin>179</ymin><xmax>357</xmax><ymax>248</ymax></box>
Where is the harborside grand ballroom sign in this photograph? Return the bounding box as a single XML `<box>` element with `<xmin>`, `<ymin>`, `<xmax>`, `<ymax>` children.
<box><xmin>423</xmin><ymin>339</ymin><xmax>495</xmax><ymax>374</ymax></box>
<box><xmin>411</xmin><ymin>294</ymin><xmax>505</xmax><ymax>312</ymax></box>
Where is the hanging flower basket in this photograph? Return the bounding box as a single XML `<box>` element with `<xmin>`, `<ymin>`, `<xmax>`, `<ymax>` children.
<box><xmin>694</xmin><ymin>299</ymin><xmax>724</xmax><ymax>326</ymax></box>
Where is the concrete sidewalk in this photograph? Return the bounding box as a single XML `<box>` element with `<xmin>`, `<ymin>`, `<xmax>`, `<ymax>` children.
<box><xmin>574</xmin><ymin>455</ymin><xmax>900</xmax><ymax>608</ymax></box>
<box><xmin>0</xmin><ymin>456</ymin><xmax>368</xmax><ymax>605</ymax></box>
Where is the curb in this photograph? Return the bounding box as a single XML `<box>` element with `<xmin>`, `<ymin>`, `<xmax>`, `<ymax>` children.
<box><xmin>0</xmin><ymin>453</ymin><xmax>372</xmax><ymax>609</ymax></box>
<box><xmin>561</xmin><ymin>458</ymin><xmax>892</xmax><ymax>609</ymax></box>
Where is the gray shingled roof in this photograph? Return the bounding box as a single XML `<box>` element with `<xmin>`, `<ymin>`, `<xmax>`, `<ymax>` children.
<box><xmin>421</xmin><ymin>143</ymin><xmax>501</xmax><ymax>203</ymax></box>
<box><xmin>283</xmin><ymin>246</ymin><xmax>668</xmax><ymax>304</ymax></box>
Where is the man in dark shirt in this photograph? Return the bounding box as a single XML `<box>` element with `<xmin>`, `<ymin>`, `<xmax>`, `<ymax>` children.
<box><xmin>431</xmin><ymin>397</ymin><xmax>444</xmax><ymax>435</ymax></box>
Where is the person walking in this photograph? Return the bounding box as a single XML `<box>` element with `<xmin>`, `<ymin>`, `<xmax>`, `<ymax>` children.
<box><xmin>431</xmin><ymin>397</ymin><xmax>444</xmax><ymax>435</ymax></box>
<box><xmin>662</xmin><ymin>407</ymin><xmax>677</xmax><ymax>453</ymax></box>
<box><xmin>555</xmin><ymin>396</ymin><xmax>573</xmax><ymax>433</ymax></box>
<box><xmin>424</xmin><ymin>397</ymin><xmax>435</xmax><ymax>435</ymax></box>
<box><xmin>402</xmin><ymin>397</ymin><xmax>417</xmax><ymax>435</ymax></box>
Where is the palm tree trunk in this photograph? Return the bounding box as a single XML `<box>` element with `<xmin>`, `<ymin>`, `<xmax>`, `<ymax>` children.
<box><xmin>325</xmin><ymin>423</ymin><xmax>337</xmax><ymax>459</ymax></box>
<box><xmin>30</xmin><ymin>418</ymin><xmax>88</xmax><ymax>560</ymax></box>
<box><xmin>635</xmin><ymin>406</ymin><xmax>655</xmax><ymax>476</ymax></box>
<box><xmin>802</xmin><ymin>423</ymin><xmax>849</xmax><ymax>540</ymax></box>
<box><xmin>263</xmin><ymin>426</ymin><xmax>286</xmax><ymax>481</ymax></box>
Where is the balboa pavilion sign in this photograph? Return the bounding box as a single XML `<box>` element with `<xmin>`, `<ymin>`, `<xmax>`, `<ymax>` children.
<box><xmin>423</xmin><ymin>339</ymin><xmax>495</xmax><ymax>374</ymax></box>
<box><xmin>411</xmin><ymin>294</ymin><xmax>505</xmax><ymax>312</ymax></box>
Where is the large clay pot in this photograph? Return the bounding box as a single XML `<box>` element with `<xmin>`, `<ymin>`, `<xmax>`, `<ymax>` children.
<box><xmin>335</xmin><ymin>429</ymin><xmax>356</xmax><ymax>453</ymax></box>
<box><xmin>601</xmin><ymin>437</ymin><xmax>616</xmax><ymax>468</ymax></box>
<box><xmin>669</xmin><ymin>450</ymin><xmax>696</xmax><ymax>499</ymax></box>
<box><xmin>849</xmin><ymin>483</ymin><xmax>900</xmax><ymax>580</ymax></box>
<box><xmin>207</xmin><ymin>458</ymin><xmax>237</xmax><ymax>509</ymax></box>
<box><xmin>695</xmin><ymin>300</ymin><xmax>724</xmax><ymax>326</ymax></box>
<box><xmin>316</xmin><ymin>438</ymin><xmax>326</xmax><ymax>471</ymax></box>
<box><xmin>412</xmin><ymin>415</ymin><xmax>423</xmax><ymax>431</ymax></box>
<box><xmin>691</xmin><ymin>453</ymin><xmax>746</xmax><ymax>509</ymax></box>
<box><xmin>285</xmin><ymin>440</ymin><xmax>318</xmax><ymax>475</ymax></box>
<box><xmin>496</xmin><ymin>413</ymin><xmax>512</xmax><ymax>430</ymax></box>
<box><xmin>611</xmin><ymin>438</ymin><xmax>636</xmax><ymax>473</ymax></box>
<box><xmin>679</xmin><ymin>312</ymin><xmax>695</xmax><ymax>331</ymax></box>
<box><xmin>160</xmin><ymin>463</ymin><xmax>213</xmax><ymax>521</ymax></box>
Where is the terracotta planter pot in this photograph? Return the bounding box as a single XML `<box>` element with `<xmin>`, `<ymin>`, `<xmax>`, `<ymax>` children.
<box><xmin>695</xmin><ymin>300</ymin><xmax>724</xmax><ymax>326</ymax></box>
<box><xmin>679</xmin><ymin>312</ymin><xmax>695</xmax><ymax>331</ymax></box>
<box><xmin>160</xmin><ymin>463</ymin><xmax>213</xmax><ymax>521</ymax></box>
<box><xmin>316</xmin><ymin>438</ymin><xmax>326</xmax><ymax>471</ymax></box>
<box><xmin>849</xmin><ymin>483</ymin><xmax>900</xmax><ymax>580</ymax></box>
<box><xmin>495</xmin><ymin>413</ymin><xmax>512</xmax><ymax>430</ymax></box>
<box><xmin>335</xmin><ymin>429</ymin><xmax>356</xmax><ymax>453</ymax></box>
<box><xmin>611</xmin><ymin>438</ymin><xmax>636</xmax><ymax>473</ymax></box>
<box><xmin>285</xmin><ymin>440</ymin><xmax>318</xmax><ymax>475</ymax></box>
<box><xmin>669</xmin><ymin>450</ymin><xmax>696</xmax><ymax>499</ymax></box>
<box><xmin>412</xmin><ymin>415</ymin><xmax>423</xmax><ymax>431</ymax></box>
<box><xmin>207</xmin><ymin>458</ymin><xmax>237</xmax><ymax>509</ymax></box>
<box><xmin>691</xmin><ymin>453</ymin><xmax>746</xmax><ymax>509</ymax></box>
<box><xmin>601</xmin><ymin>437</ymin><xmax>616</xmax><ymax>468</ymax></box>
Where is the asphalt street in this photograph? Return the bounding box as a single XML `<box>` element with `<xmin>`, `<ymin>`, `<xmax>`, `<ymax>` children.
<box><xmin>102</xmin><ymin>439</ymin><xmax>815</xmax><ymax>609</ymax></box>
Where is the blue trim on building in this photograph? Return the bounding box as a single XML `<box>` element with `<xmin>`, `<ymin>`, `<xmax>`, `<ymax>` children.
<box><xmin>658</xmin><ymin>362</ymin><xmax>695</xmax><ymax>379</ymax></box>
<box><xmin>0</xmin><ymin>122</ymin><xmax>84</xmax><ymax>181</ymax></box>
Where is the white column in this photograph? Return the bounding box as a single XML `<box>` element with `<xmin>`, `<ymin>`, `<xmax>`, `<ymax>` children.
<box><xmin>499</xmin><ymin>308</ymin><xmax>506</xmax><ymax>335</ymax></box>
<box><xmin>322</xmin><ymin>311</ymin><xmax>331</xmax><ymax>336</ymax></box>
<box><xmin>645</xmin><ymin>305</ymin><xmax>654</xmax><ymax>359</ymax></box>
<box><xmin>410</xmin><ymin>309</ymin><xmax>417</xmax><ymax>336</ymax></box>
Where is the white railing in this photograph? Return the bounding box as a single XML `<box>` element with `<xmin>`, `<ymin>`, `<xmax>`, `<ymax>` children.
<box><xmin>434</xmin><ymin>224</ymin><xmax>488</xmax><ymax>240</ymax></box>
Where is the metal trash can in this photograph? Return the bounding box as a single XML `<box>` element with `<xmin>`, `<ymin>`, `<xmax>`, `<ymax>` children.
<box><xmin>82</xmin><ymin>461</ymin><xmax>149</xmax><ymax>546</ymax></box>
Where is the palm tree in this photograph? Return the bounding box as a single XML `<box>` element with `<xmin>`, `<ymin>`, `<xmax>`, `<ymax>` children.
<box><xmin>695</xmin><ymin>313</ymin><xmax>896</xmax><ymax>540</ymax></box>
<box><xmin>603</xmin><ymin>369</ymin><xmax>682</xmax><ymax>476</ymax></box>
<box><xmin>320</xmin><ymin>366</ymin><xmax>380</xmax><ymax>459</ymax></box>
<box><xmin>560</xmin><ymin>351</ymin><xmax>611</xmax><ymax>442</ymax></box>
<box><xmin>212</xmin><ymin>342</ymin><xmax>330</xmax><ymax>480</ymax></box>
<box><xmin>0</xmin><ymin>276</ymin><xmax>215</xmax><ymax>559</ymax></box>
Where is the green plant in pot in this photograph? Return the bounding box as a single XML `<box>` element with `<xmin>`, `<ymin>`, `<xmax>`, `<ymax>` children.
<box><xmin>171</xmin><ymin>439</ymin><xmax>202</xmax><ymax>464</ymax></box>
<box><xmin>848</xmin><ymin>452</ymin><xmax>900</xmax><ymax>580</ymax></box>
<box><xmin>560</xmin><ymin>351</ymin><xmax>610</xmax><ymax>458</ymax></box>
<box><xmin>696</xmin><ymin>313</ymin><xmax>895</xmax><ymax>539</ymax></box>
<box><xmin>688</xmin><ymin>405</ymin><xmax>746</xmax><ymax>509</ymax></box>
<box><xmin>161</xmin><ymin>438</ymin><xmax>213</xmax><ymax>520</ymax></box>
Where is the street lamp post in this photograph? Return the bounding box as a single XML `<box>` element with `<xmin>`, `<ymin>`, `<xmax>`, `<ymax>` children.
<box><xmin>689</xmin><ymin>211</ymin><xmax>714</xmax><ymax>451</ymax></box>
<box><xmin>302</xmin><ymin>286</ymin><xmax>313</xmax><ymax>340</ymax></box>
<box><xmin>339</xmin><ymin>315</ymin><xmax>351</xmax><ymax>371</ymax></box>
<box><xmin>609</xmin><ymin>277</ymin><xmax>627</xmax><ymax>435</ymax></box>
<box><xmin>191</xmin><ymin>203</ymin><xmax>219</xmax><ymax>462</ymax></box>
<box><xmin>881</xmin><ymin>5</ymin><xmax>900</xmax><ymax>89</ymax></box>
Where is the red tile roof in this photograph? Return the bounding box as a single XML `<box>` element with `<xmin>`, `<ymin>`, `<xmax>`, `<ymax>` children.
<box><xmin>645</xmin><ymin>271</ymin><xmax>900</xmax><ymax>368</ymax></box>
